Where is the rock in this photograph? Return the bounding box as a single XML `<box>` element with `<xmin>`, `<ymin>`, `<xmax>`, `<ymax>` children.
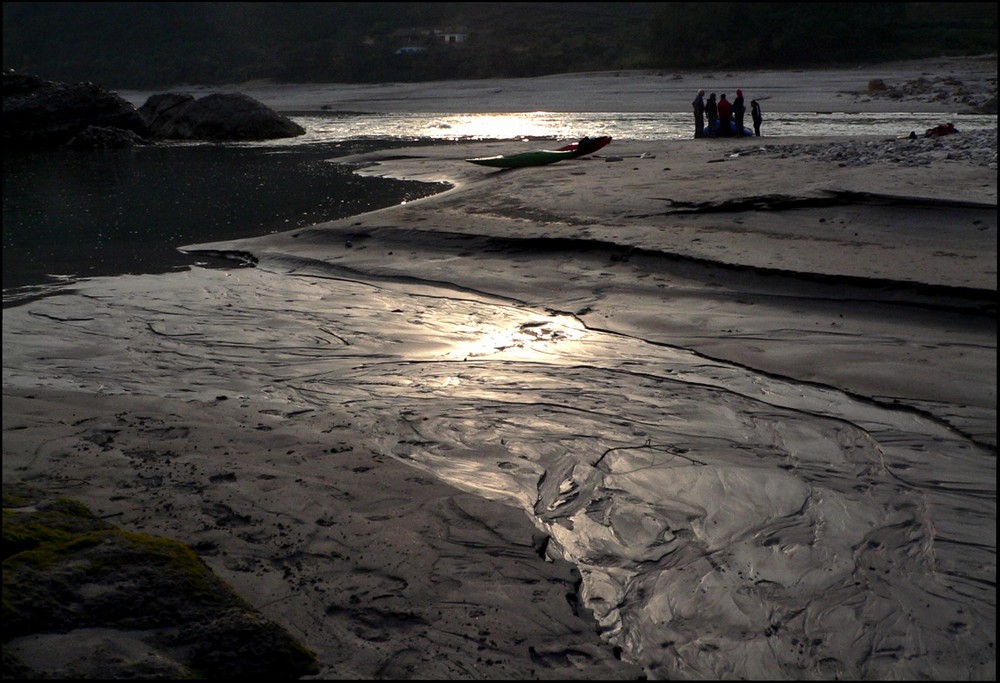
<box><xmin>2</xmin><ymin>69</ymin><xmax>148</xmax><ymax>150</ymax></box>
<box><xmin>3</xmin><ymin>71</ymin><xmax>306</xmax><ymax>150</ymax></box>
<box><xmin>139</xmin><ymin>92</ymin><xmax>305</xmax><ymax>141</ymax></box>
<box><xmin>66</xmin><ymin>124</ymin><xmax>150</xmax><ymax>150</ymax></box>
<box><xmin>860</xmin><ymin>69</ymin><xmax>997</xmax><ymax>113</ymax></box>
<box><xmin>136</xmin><ymin>92</ymin><xmax>197</xmax><ymax>130</ymax></box>
<box><xmin>975</xmin><ymin>95</ymin><xmax>997</xmax><ymax>114</ymax></box>
<box><xmin>1</xmin><ymin>482</ymin><xmax>318</xmax><ymax>679</ymax></box>
<box><xmin>736</xmin><ymin>128</ymin><xmax>997</xmax><ymax>170</ymax></box>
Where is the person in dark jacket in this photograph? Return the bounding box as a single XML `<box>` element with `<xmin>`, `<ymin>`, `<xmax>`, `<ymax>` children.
<box><xmin>706</xmin><ymin>93</ymin><xmax>718</xmax><ymax>135</ymax></box>
<box><xmin>717</xmin><ymin>93</ymin><xmax>732</xmax><ymax>136</ymax></box>
<box><xmin>692</xmin><ymin>90</ymin><xmax>706</xmax><ymax>138</ymax></box>
<box><xmin>751</xmin><ymin>99</ymin><xmax>762</xmax><ymax>136</ymax></box>
<box><xmin>733</xmin><ymin>89</ymin><xmax>746</xmax><ymax>137</ymax></box>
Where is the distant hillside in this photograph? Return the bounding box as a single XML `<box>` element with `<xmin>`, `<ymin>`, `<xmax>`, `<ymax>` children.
<box><xmin>2</xmin><ymin>2</ymin><xmax>996</xmax><ymax>88</ymax></box>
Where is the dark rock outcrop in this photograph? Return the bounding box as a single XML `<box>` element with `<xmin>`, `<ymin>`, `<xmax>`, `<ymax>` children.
<box><xmin>974</xmin><ymin>95</ymin><xmax>997</xmax><ymax>114</ymax></box>
<box><xmin>2</xmin><ymin>482</ymin><xmax>319</xmax><ymax>679</ymax></box>
<box><xmin>138</xmin><ymin>92</ymin><xmax>306</xmax><ymax>141</ymax></box>
<box><xmin>4</xmin><ymin>71</ymin><xmax>307</xmax><ymax>150</ymax></box>
<box><xmin>66</xmin><ymin>124</ymin><xmax>150</xmax><ymax>149</ymax></box>
<box><xmin>2</xmin><ymin>70</ymin><xmax>149</xmax><ymax>150</ymax></box>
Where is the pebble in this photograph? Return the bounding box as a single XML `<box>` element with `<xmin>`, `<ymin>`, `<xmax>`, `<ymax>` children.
<box><xmin>741</xmin><ymin>129</ymin><xmax>997</xmax><ymax>170</ymax></box>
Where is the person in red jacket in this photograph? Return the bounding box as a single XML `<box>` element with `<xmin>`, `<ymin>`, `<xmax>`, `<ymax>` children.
<box><xmin>717</xmin><ymin>93</ymin><xmax>733</xmax><ymax>136</ymax></box>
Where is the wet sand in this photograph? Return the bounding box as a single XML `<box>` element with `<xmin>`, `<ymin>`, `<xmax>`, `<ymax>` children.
<box><xmin>4</xmin><ymin>58</ymin><xmax>996</xmax><ymax>679</ymax></box>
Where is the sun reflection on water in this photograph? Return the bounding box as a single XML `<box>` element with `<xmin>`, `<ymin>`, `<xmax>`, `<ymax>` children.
<box><xmin>267</xmin><ymin>111</ymin><xmax>998</xmax><ymax>145</ymax></box>
<box><xmin>446</xmin><ymin>313</ymin><xmax>588</xmax><ymax>363</ymax></box>
<box><xmin>416</xmin><ymin>112</ymin><xmax>580</xmax><ymax>141</ymax></box>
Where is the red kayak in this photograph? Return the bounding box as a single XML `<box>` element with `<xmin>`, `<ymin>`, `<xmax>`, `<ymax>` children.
<box><xmin>557</xmin><ymin>135</ymin><xmax>612</xmax><ymax>157</ymax></box>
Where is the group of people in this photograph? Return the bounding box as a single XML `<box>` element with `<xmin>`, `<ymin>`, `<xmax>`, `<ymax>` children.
<box><xmin>691</xmin><ymin>89</ymin><xmax>762</xmax><ymax>138</ymax></box>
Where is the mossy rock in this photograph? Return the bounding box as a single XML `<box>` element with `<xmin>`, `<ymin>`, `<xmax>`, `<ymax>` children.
<box><xmin>2</xmin><ymin>482</ymin><xmax>317</xmax><ymax>679</ymax></box>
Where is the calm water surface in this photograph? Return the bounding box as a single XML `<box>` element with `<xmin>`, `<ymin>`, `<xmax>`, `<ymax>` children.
<box><xmin>284</xmin><ymin>110</ymin><xmax>996</xmax><ymax>143</ymax></box>
<box><xmin>4</xmin><ymin>109</ymin><xmax>994</xmax><ymax>304</ymax></box>
<box><xmin>2</xmin><ymin>140</ymin><xmax>449</xmax><ymax>300</ymax></box>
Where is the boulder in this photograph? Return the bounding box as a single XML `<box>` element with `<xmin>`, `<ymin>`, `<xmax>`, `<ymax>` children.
<box><xmin>138</xmin><ymin>92</ymin><xmax>305</xmax><ymax>141</ymax></box>
<box><xmin>136</xmin><ymin>92</ymin><xmax>197</xmax><ymax>131</ymax></box>
<box><xmin>2</xmin><ymin>70</ymin><xmax>148</xmax><ymax>150</ymax></box>
<box><xmin>66</xmin><ymin>124</ymin><xmax>150</xmax><ymax>150</ymax></box>
<box><xmin>3</xmin><ymin>71</ymin><xmax>306</xmax><ymax>150</ymax></box>
<box><xmin>974</xmin><ymin>95</ymin><xmax>997</xmax><ymax>114</ymax></box>
<box><xmin>867</xmin><ymin>78</ymin><xmax>889</xmax><ymax>92</ymax></box>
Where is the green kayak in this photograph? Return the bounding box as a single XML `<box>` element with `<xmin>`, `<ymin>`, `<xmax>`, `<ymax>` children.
<box><xmin>466</xmin><ymin>135</ymin><xmax>611</xmax><ymax>168</ymax></box>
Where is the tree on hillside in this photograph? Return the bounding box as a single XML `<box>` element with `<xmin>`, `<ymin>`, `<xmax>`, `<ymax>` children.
<box><xmin>2</xmin><ymin>2</ymin><xmax>995</xmax><ymax>86</ymax></box>
<box><xmin>648</xmin><ymin>2</ymin><xmax>898</xmax><ymax>68</ymax></box>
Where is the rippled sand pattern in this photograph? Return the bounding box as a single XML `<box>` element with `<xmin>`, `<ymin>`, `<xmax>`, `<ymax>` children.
<box><xmin>4</xmin><ymin>236</ymin><xmax>993</xmax><ymax>678</ymax></box>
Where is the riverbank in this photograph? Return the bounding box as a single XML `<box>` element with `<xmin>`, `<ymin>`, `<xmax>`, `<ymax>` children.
<box><xmin>4</xmin><ymin>59</ymin><xmax>997</xmax><ymax>679</ymax></box>
<box><xmin>119</xmin><ymin>54</ymin><xmax>998</xmax><ymax>115</ymax></box>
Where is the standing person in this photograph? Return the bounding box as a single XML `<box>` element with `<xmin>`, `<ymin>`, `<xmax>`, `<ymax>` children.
<box><xmin>733</xmin><ymin>89</ymin><xmax>746</xmax><ymax>137</ymax></box>
<box><xmin>692</xmin><ymin>90</ymin><xmax>706</xmax><ymax>138</ymax></box>
<box><xmin>717</xmin><ymin>93</ymin><xmax>732</xmax><ymax>136</ymax></box>
<box><xmin>706</xmin><ymin>93</ymin><xmax>718</xmax><ymax>136</ymax></box>
<box><xmin>751</xmin><ymin>99</ymin><xmax>762</xmax><ymax>136</ymax></box>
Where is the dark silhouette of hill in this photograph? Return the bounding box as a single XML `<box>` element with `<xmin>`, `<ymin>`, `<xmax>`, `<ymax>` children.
<box><xmin>2</xmin><ymin>2</ymin><xmax>996</xmax><ymax>88</ymax></box>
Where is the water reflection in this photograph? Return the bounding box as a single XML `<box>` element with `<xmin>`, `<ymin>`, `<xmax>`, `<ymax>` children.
<box><xmin>283</xmin><ymin>111</ymin><xmax>997</xmax><ymax>144</ymax></box>
<box><xmin>2</xmin><ymin>141</ymin><xmax>446</xmax><ymax>295</ymax></box>
<box><xmin>446</xmin><ymin>314</ymin><xmax>588</xmax><ymax>361</ymax></box>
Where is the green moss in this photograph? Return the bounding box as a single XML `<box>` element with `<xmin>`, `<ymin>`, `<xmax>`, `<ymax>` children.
<box><xmin>3</xmin><ymin>490</ymin><xmax>111</xmax><ymax>562</ymax></box>
<box><xmin>2</xmin><ymin>481</ymin><xmax>318</xmax><ymax>678</ymax></box>
<box><xmin>3</xmin><ymin>509</ymin><xmax>70</xmax><ymax>559</ymax></box>
<box><xmin>1</xmin><ymin>482</ymin><xmax>45</xmax><ymax>509</ymax></box>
